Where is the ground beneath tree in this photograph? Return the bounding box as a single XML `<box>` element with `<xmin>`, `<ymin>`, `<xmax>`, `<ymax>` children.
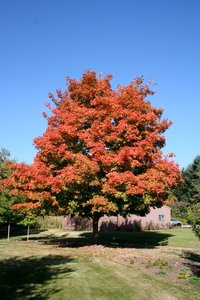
<box><xmin>71</xmin><ymin>244</ymin><xmax>200</xmax><ymax>287</ymax></box>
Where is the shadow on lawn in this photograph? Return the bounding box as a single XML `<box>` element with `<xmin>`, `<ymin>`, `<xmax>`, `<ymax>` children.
<box><xmin>0</xmin><ymin>255</ymin><xmax>74</xmax><ymax>300</ymax></box>
<box><xmin>183</xmin><ymin>251</ymin><xmax>200</xmax><ymax>277</ymax></box>
<box><xmin>23</xmin><ymin>230</ymin><xmax>174</xmax><ymax>249</ymax></box>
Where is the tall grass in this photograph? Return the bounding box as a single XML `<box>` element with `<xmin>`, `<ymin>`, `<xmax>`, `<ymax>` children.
<box><xmin>37</xmin><ymin>216</ymin><xmax>64</xmax><ymax>229</ymax></box>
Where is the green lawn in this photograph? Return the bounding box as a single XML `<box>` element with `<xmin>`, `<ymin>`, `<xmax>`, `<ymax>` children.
<box><xmin>0</xmin><ymin>228</ymin><xmax>199</xmax><ymax>300</ymax></box>
<box><xmin>157</xmin><ymin>228</ymin><xmax>200</xmax><ymax>248</ymax></box>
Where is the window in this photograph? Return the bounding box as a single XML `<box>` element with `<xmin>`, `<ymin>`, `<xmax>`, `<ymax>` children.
<box><xmin>159</xmin><ymin>214</ymin><xmax>165</xmax><ymax>222</ymax></box>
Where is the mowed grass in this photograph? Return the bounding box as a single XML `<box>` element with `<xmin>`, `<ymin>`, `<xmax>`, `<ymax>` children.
<box><xmin>159</xmin><ymin>228</ymin><xmax>200</xmax><ymax>248</ymax></box>
<box><xmin>0</xmin><ymin>228</ymin><xmax>199</xmax><ymax>300</ymax></box>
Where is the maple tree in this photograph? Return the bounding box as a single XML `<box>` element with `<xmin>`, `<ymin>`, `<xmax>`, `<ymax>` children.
<box><xmin>0</xmin><ymin>148</ymin><xmax>29</xmax><ymax>229</ymax></box>
<box><xmin>3</xmin><ymin>71</ymin><xmax>182</xmax><ymax>239</ymax></box>
<box><xmin>0</xmin><ymin>149</ymin><xmax>38</xmax><ymax>243</ymax></box>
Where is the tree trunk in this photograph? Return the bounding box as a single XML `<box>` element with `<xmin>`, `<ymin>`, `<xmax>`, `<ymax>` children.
<box><xmin>92</xmin><ymin>214</ymin><xmax>100</xmax><ymax>244</ymax></box>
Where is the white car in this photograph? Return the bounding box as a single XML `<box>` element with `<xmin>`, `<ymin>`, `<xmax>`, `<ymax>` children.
<box><xmin>170</xmin><ymin>219</ymin><xmax>182</xmax><ymax>227</ymax></box>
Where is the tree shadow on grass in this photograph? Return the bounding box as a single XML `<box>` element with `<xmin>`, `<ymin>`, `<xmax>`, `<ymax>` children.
<box><xmin>24</xmin><ymin>230</ymin><xmax>174</xmax><ymax>249</ymax></box>
<box><xmin>182</xmin><ymin>251</ymin><xmax>200</xmax><ymax>277</ymax></box>
<box><xmin>82</xmin><ymin>231</ymin><xmax>173</xmax><ymax>249</ymax></box>
<box><xmin>0</xmin><ymin>255</ymin><xmax>74</xmax><ymax>300</ymax></box>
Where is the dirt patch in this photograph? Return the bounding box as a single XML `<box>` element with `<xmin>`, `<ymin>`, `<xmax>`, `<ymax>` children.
<box><xmin>110</xmin><ymin>247</ymin><xmax>200</xmax><ymax>287</ymax></box>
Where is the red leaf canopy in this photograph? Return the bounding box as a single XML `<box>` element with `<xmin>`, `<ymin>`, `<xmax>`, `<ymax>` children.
<box><xmin>5</xmin><ymin>71</ymin><xmax>182</xmax><ymax>217</ymax></box>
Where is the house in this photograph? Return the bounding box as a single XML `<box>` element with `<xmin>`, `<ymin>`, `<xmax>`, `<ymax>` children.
<box><xmin>62</xmin><ymin>205</ymin><xmax>171</xmax><ymax>231</ymax></box>
<box><xmin>99</xmin><ymin>206</ymin><xmax>171</xmax><ymax>232</ymax></box>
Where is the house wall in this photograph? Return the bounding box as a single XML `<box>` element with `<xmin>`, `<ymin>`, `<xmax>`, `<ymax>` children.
<box><xmin>61</xmin><ymin>206</ymin><xmax>171</xmax><ymax>231</ymax></box>
<box><xmin>99</xmin><ymin>206</ymin><xmax>171</xmax><ymax>232</ymax></box>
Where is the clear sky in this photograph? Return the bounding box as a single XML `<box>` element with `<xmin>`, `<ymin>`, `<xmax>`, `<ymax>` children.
<box><xmin>0</xmin><ymin>0</ymin><xmax>200</xmax><ymax>169</ymax></box>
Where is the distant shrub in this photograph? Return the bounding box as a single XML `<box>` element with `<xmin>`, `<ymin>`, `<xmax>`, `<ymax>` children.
<box><xmin>187</xmin><ymin>203</ymin><xmax>200</xmax><ymax>239</ymax></box>
<box><xmin>143</xmin><ymin>221</ymin><xmax>169</xmax><ymax>231</ymax></box>
<box><xmin>37</xmin><ymin>216</ymin><xmax>63</xmax><ymax>229</ymax></box>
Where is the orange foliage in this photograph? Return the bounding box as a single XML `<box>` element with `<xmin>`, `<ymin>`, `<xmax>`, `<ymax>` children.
<box><xmin>3</xmin><ymin>71</ymin><xmax>182</xmax><ymax>217</ymax></box>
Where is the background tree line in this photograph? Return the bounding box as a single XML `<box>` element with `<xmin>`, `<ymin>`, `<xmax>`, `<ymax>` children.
<box><xmin>172</xmin><ymin>155</ymin><xmax>200</xmax><ymax>238</ymax></box>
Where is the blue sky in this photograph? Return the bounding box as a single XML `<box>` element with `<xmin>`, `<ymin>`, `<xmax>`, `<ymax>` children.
<box><xmin>0</xmin><ymin>0</ymin><xmax>200</xmax><ymax>169</ymax></box>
